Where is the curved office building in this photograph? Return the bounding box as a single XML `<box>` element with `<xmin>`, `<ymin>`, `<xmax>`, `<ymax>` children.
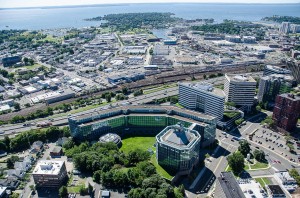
<box><xmin>156</xmin><ymin>123</ymin><xmax>201</xmax><ymax>172</ymax></box>
<box><xmin>68</xmin><ymin>105</ymin><xmax>216</xmax><ymax>147</ymax></box>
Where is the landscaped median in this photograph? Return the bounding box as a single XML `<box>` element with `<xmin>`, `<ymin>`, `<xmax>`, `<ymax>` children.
<box><xmin>254</xmin><ymin>177</ymin><xmax>271</xmax><ymax>188</ymax></box>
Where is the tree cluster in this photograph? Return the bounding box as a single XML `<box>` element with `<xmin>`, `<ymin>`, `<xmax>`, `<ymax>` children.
<box><xmin>86</xmin><ymin>12</ymin><xmax>182</xmax><ymax>31</ymax></box>
<box><xmin>289</xmin><ymin>169</ymin><xmax>300</xmax><ymax>185</ymax></box>
<box><xmin>133</xmin><ymin>89</ymin><xmax>143</xmax><ymax>97</ymax></box>
<box><xmin>64</xmin><ymin>142</ymin><xmax>185</xmax><ymax>198</ymax></box>
<box><xmin>262</xmin><ymin>15</ymin><xmax>300</xmax><ymax>24</ymax></box>
<box><xmin>260</xmin><ymin>116</ymin><xmax>274</xmax><ymax>128</ymax></box>
<box><xmin>0</xmin><ymin>126</ymin><xmax>70</xmax><ymax>152</ymax></box>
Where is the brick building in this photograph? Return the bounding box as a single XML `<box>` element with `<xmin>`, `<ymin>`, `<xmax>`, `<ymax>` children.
<box><xmin>273</xmin><ymin>94</ymin><xmax>300</xmax><ymax>132</ymax></box>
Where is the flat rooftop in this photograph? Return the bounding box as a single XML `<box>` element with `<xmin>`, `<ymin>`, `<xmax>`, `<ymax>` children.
<box><xmin>226</xmin><ymin>74</ymin><xmax>256</xmax><ymax>83</ymax></box>
<box><xmin>162</xmin><ymin>126</ymin><xmax>197</xmax><ymax>146</ymax></box>
<box><xmin>72</xmin><ymin>105</ymin><xmax>215</xmax><ymax>122</ymax></box>
<box><xmin>267</xmin><ymin>185</ymin><xmax>285</xmax><ymax>195</ymax></box>
<box><xmin>265</xmin><ymin>65</ymin><xmax>291</xmax><ymax>73</ymax></box>
<box><xmin>279</xmin><ymin>93</ymin><xmax>300</xmax><ymax>101</ymax></box>
<box><xmin>238</xmin><ymin>179</ymin><xmax>266</xmax><ymax>198</ymax></box>
<box><xmin>180</xmin><ymin>82</ymin><xmax>225</xmax><ymax>97</ymax></box>
<box><xmin>33</xmin><ymin>160</ymin><xmax>64</xmax><ymax>175</ymax></box>
<box><xmin>218</xmin><ymin>172</ymin><xmax>246</xmax><ymax>198</ymax></box>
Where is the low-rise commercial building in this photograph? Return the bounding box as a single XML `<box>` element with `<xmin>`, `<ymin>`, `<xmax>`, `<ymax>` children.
<box><xmin>266</xmin><ymin>185</ymin><xmax>286</xmax><ymax>198</ymax></box>
<box><xmin>32</xmin><ymin>160</ymin><xmax>67</xmax><ymax>188</ymax></box>
<box><xmin>274</xmin><ymin>171</ymin><xmax>297</xmax><ymax>192</ymax></box>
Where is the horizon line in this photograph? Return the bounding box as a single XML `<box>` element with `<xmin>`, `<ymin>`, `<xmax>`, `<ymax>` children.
<box><xmin>1</xmin><ymin>2</ymin><xmax>300</xmax><ymax>10</ymax></box>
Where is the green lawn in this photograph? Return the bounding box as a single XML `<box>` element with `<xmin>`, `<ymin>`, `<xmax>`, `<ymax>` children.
<box><xmin>150</xmin><ymin>155</ymin><xmax>174</xmax><ymax>180</ymax></box>
<box><xmin>38</xmin><ymin>35</ymin><xmax>63</xmax><ymax>43</ymax></box>
<box><xmin>143</xmin><ymin>84</ymin><xmax>177</xmax><ymax>95</ymax></box>
<box><xmin>67</xmin><ymin>186</ymin><xmax>83</xmax><ymax>193</ymax></box>
<box><xmin>255</xmin><ymin>177</ymin><xmax>271</xmax><ymax>188</ymax></box>
<box><xmin>120</xmin><ymin>136</ymin><xmax>156</xmax><ymax>153</ymax></box>
<box><xmin>22</xmin><ymin>64</ymin><xmax>43</xmax><ymax>70</ymax></box>
<box><xmin>175</xmin><ymin>103</ymin><xmax>184</xmax><ymax>108</ymax></box>
<box><xmin>249</xmin><ymin>162</ymin><xmax>269</xmax><ymax>170</ymax></box>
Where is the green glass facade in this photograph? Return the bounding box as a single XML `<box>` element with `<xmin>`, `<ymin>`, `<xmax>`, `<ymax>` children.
<box><xmin>156</xmin><ymin>125</ymin><xmax>201</xmax><ymax>172</ymax></box>
<box><xmin>68</xmin><ymin>106</ymin><xmax>216</xmax><ymax>147</ymax></box>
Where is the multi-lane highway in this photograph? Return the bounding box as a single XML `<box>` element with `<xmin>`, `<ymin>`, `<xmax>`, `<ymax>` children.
<box><xmin>0</xmin><ymin>86</ymin><xmax>179</xmax><ymax>137</ymax></box>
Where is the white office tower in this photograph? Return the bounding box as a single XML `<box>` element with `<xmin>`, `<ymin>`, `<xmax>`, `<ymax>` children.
<box><xmin>224</xmin><ymin>74</ymin><xmax>256</xmax><ymax>111</ymax></box>
<box><xmin>279</xmin><ymin>22</ymin><xmax>291</xmax><ymax>34</ymax></box>
<box><xmin>179</xmin><ymin>82</ymin><xmax>225</xmax><ymax>120</ymax></box>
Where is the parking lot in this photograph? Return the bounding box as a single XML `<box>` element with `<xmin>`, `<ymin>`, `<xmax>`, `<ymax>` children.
<box><xmin>250</xmin><ymin>127</ymin><xmax>300</xmax><ymax>163</ymax></box>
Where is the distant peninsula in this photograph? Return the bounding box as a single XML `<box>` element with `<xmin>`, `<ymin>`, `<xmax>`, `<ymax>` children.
<box><xmin>262</xmin><ymin>15</ymin><xmax>300</xmax><ymax>24</ymax></box>
<box><xmin>85</xmin><ymin>12</ymin><xmax>183</xmax><ymax>31</ymax></box>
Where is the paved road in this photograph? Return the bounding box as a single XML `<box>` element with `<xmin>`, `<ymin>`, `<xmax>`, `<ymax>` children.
<box><xmin>1</xmin><ymin>86</ymin><xmax>179</xmax><ymax>136</ymax></box>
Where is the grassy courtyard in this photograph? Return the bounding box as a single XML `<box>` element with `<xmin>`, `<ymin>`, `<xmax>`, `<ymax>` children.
<box><xmin>120</xmin><ymin>136</ymin><xmax>156</xmax><ymax>153</ymax></box>
<box><xmin>120</xmin><ymin>136</ymin><xmax>174</xmax><ymax>180</ymax></box>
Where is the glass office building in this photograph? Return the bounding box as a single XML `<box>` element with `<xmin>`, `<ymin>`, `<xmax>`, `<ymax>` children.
<box><xmin>156</xmin><ymin>124</ymin><xmax>201</xmax><ymax>172</ymax></box>
<box><xmin>68</xmin><ymin>105</ymin><xmax>216</xmax><ymax>147</ymax></box>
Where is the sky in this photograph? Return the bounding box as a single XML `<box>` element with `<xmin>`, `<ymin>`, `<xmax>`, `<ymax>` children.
<box><xmin>1</xmin><ymin>0</ymin><xmax>299</xmax><ymax>8</ymax></box>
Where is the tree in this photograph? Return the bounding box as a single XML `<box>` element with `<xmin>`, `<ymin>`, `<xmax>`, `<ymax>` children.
<box><xmin>287</xmin><ymin>143</ymin><xmax>295</xmax><ymax>152</ymax></box>
<box><xmin>29</xmin><ymin>184</ymin><xmax>36</xmax><ymax>192</ymax></box>
<box><xmin>93</xmin><ymin>170</ymin><xmax>102</xmax><ymax>183</ymax></box>
<box><xmin>13</xmin><ymin>103</ymin><xmax>20</xmax><ymax>111</ymax></box>
<box><xmin>59</xmin><ymin>186</ymin><xmax>68</xmax><ymax>198</ymax></box>
<box><xmin>205</xmin><ymin>153</ymin><xmax>210</xmax><ymax>158</ymax></box>
<box><xmin>256</xmin><ymin>105</ymin><xmax>261</xmax><ymax>112</ymax></box>
<box><xmin>238</xmin><ymin>140</ymin><xmax>251</xmax><ymax>157</ymax></box>
<box><xmin>289</xmin><ymin>169</ymin><xmax>300</xmax><ymax>185</ymax></box>
<box><xmin>225</xmin><ymin>101</ymin><xmax>236</xmax><ymax>107</ymax></box>
<box><xmin>227</xmin><ymin>151</ymin><xmax>245</xmax><ymax>174</ymax></box>
<box><xmin>7</xmin><ymin>156</ymin><xmax>19</xmax><ymax>169</ymax></box>
<box><xmin>122</xmin><ymin>87</ymin><xmax>128</xmax><ymax>95</ymax></box>
<box><xmin>62</xmin><ymin>127</ymin><xmax>71</xmax><ymax>137</ymax></box>
<box><xmin>105</xmin><ymin>94</ymin><xmax>111</xmax><ymax>103</ymax></box>
<box><xmin>253</xmin><ymin>149</ymin><xmax>265</xmax><ymax>162</ymax></box>
<box><xmin>235</xmin><ymin>118</ymin><xmax>244</xmax><ymax>126</ymax></box>
<box><xmin>79</xmin><ymin>185</ymin><xmax>88</xmax><ymax>195</ymax></box>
